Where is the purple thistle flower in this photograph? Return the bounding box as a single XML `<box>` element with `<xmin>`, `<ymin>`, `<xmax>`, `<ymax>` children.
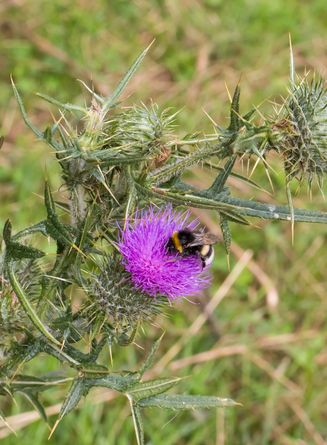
<box><xmin>118</xmin><ymin>206</ymin><xmax>211</xmax><ymax>300</ymax></box>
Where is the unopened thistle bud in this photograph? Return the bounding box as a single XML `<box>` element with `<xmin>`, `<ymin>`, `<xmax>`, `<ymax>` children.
<box><xmin>276</xmin><ymin>78</ymin><xmax>327</xmax><ymax>185</ymax></box>
<box><xmin>78</xmin><ymin>100</ymin><xmax>106</xmax><ymax>152</ymax></box>
<box><xmin>111</xmin><ymin>104</ymin><xmax>174</xmax><ymax>163</ymax></box>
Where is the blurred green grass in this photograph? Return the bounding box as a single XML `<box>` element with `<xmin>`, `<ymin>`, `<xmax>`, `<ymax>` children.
<box><xmin>1</xmin><ymin>1</ymin><xmax>327</xmax><ymax>444</ymax></box>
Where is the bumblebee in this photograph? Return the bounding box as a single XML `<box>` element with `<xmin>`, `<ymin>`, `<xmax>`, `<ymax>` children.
<box><xmin>166</xmin><ymin>229</ymin><xmax>219</xmax><ymax>268</ymax></box>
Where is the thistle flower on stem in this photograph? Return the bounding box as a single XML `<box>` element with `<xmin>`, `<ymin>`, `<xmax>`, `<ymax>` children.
<box><xmin>119</xmin><ymin>206</ymin><xmax>211</xmax><ymax>300</ymax></box>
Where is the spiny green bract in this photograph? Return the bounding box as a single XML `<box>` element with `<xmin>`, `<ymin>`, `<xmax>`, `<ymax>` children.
<box><xmin>83</xmin><ymin>256</ymin><xmax>166</xmax><ymax>338</ymax></box>
<box><xmin>108</xmin><ymin>103</ymin><xmax>175</xmax><ymax>158</ymax></box>
<box><xmin>278</xmin><ymin>78</ymin><xmax>327</xmax><ymax>186</ymax></box>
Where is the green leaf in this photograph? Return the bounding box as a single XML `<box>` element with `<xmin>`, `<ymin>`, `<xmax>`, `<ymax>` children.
<box><xmin>242</xmin><ymin>109</ymin><xmax>256</xmax><ymax>127</ymax></box>
<box><xmin>11</xmin><ymin>78</ymin><xmax>43</xmax><ymax>139</ymax></box>
<box><xmin>36</xmin><ymin>93</ymin><xmax>86</xmax><ymax>113</ymax></box>
<box><xmin>204</xmin><ymin>156</ymin><xmax>237</xmax><ymax>196</ymax></box>
<box><xmin>145</xmin><ymin>185</ymin><xmax>327</xmax><ymax>224</ymax></box>
<box><xmin>58</xmin><ymin>378</ymin><xmax>89</xmax><ymax>420</ymax></box>
<box><xmin>88</xmin><ymin>373</ymin><xmax>139</xmax><ymax>392</ymax></box>
<box><xmin>137</xmin><ymin>184</ymin><xmax>232</xmax><ymax>212</ymax></box>
<box><xmin>44</xmin><ymin>181</ymin><xmax>62</xmax><ymax>218</ymax></box>
<box><xmin>0</xmin><ymin>135</ymin><xmax>4</xmax><ymax>149</ymax></box>
<box><xmin>2</xmin><ymin>219</ymin><xmax>12</xmax><ymax>244</ymax></box>
<box><xmin>127</xmin><ymin>377</ymin><xmax>181</xmax><ymax>402</ymax></box>
<box><xmin>102</xmin><ymin>41</ymin><xmax>154</xmax><ymax>114</ymax></box>
<box><xmin>44</xmin><ymin>181</ymin><xmax>57</xmax><ymax>215</ymax></box>
<box><xmin>138</xmin><ymin>394</ymin><xmax>239</xmax><ymax>410</ymax></box>
<box><xmin>139</xmin><ymin>333</ymin><xmax>164</xmax><ymax>376</ymax></box>
<box><xmin>6</xmin><ymin>374</ymin><xmax>54</xmax><ymax>391</ymax></box>
<box><xmin>42</xmin><ymin>342</ymin><xmax>83</xmax><ymax>368</ymax></box>
<box><xmin>228</xmin><ymin>84</ymin><xmax>241</xmax><ymax>132</ymax></box>
<box><xmin>44</xmin><ymin>182</ymin><xmax>75</xmax><ymax>246</ymax></box>
<box><xmin>2</xmin><ymin>374</ymin><xmax>72</xmax><ymax>392</ymax></box>
<box><xmin>6</xmin><ymin>263</ymin><xmax>61</xmax><ymax>346</ymax></box>
<box><xmin>75</xmin><ymin>209</ymin><xmax>93</xmax><ymax>250</ymax></box>
<box><xmin>0</xmin><ymin>340</ymin><xmax>44</xmax><ymax>376</ymax></box>
<box><xmin>6</xmin><ymin>242</ymin><xmax>45</xmax><ymax>260</ymax></box>
<box><xmin>129</xmin><ymin>400</ymin><xmax>144</xmax><ymax>445</ymax></box>
<box><xmin>12</xmin><ymin>221</ymin><xmax>48</xmax><ymax>240</ymax></box>
<box><xmin>143</xmin><ymin>186</ymin><xmax>244</xmax><ymax>225</ymax></box>
<box><xmin>219</xmin><ymin>215</ymin><xmax>232</xmax><ymax>255</ymax></box>
<box><xmin>219</xmin><ymin>210</ymin><xmax>249</xmax><ymax>225</ymax></box>
<box><xmin>81</xmin><ymin>149</ymin><xmax>147</xmax><ymax>164</ymax></box>
<box><xmin>3</xmin><ymin>221</ymin><xmax>45</xmax><ymax>260</ymax></box>
<box><xmin>222</xmin><ymin>196</ymin><xmax>327</xmax><ymax>224</ymax></box>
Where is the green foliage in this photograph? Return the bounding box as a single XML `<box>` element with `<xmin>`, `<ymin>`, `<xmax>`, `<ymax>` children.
<box><xmin>137</xmin><ymin>394</ymin><xmax>239</xmax><ymax>410</ymax></box>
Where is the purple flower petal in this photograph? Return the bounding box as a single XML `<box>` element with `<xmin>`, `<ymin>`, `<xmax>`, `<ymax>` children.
<box><xmin>118</xmin><ymin>206</ymin><xmax>211</xmax><ymax>300</ymax></box>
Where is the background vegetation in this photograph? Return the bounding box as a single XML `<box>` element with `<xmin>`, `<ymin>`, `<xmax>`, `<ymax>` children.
<box><xmin>0</xmin><ymin>0</ymin><xmax>326</xmax><ymax>443</ymax></box>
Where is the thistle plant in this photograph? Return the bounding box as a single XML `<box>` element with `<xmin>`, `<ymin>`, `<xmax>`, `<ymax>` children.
<box><xmin>1</xmin><ymin>44</ymin><xmax>327</xmax><ymax>442</ymax></box>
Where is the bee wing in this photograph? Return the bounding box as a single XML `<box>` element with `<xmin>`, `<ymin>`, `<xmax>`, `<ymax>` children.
<box><xmin>188</xmin><ymin>232</ymin><xmax>220</xmax><ymax>246</ymax></box>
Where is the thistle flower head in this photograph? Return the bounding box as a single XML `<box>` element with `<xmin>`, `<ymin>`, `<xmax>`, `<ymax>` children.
<box><xmin>87</xmin><ymin>257</ymin><xmax>165</xmax><ymax>336</ymax></box>
<box><xmin>119</xmin><ymin>206</ymin><xmax>211</xmax><ymax>300</ymax></box>
<box><xmin>279</xmin><ymin>78</ymin><xmax>327</xmax><ymax>185</ymax></box>
<box><xmin>112</xmin><ymin>103</ymin><xmax>175</xmax><ymax>155</ymax></box>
